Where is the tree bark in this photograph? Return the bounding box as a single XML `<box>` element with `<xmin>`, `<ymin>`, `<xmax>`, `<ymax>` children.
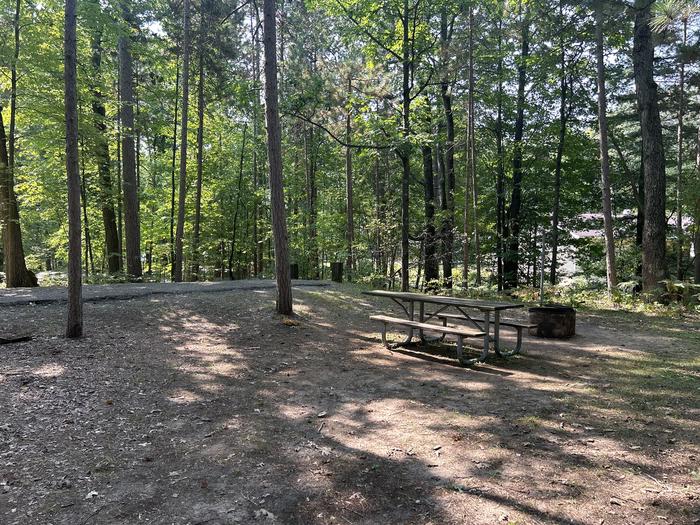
<box><xmin>496</xmin><ymin>15</ymin><xmax>504</xmax><ymax>292</ymax></box>
<box><xmin>116</xmin><ymin>81</ymin><xmax>124</xmax><ymax>267</ymax></box>
<box><xmin>596</xmin><ymin>3</ymin><xmax>617</xmax><ymax>293</ymax></box>
<box><xmin>504</xmin><ymin>1</ymin><xmax>529</xmax><ymax>289</ymax></box>
<box><xmin>695</xmin><ymin>125</ymin><xmax>700</xmax><ymax>284</ymax></box>
<box><xmin>399</xmin><ymin>0</ymin><xmax>411</xmax><ymax>292</ymax></box>
<box><xmin>90</xmin><ymin>25</ymin><xmax>121</xmax><ymax>274</ymax></box>
<box><xmin>174</xmin><ymin>0</ymin><xmax>191</xmax><ymax>283</ymax></box>
<box><xmin>345</xmin><ymin>75</ymin><xmax>354</xmax><ymax>281</ymax></box>
<box><xmin>422</xmin><ymin>142</ymin><xmax>439</xmax><ymax>287</ymax></box>
<box><xmin>439</xmin><ymin>8</ymin><xmax>455</xmax><ymax>289</ymax></box>
<box><xmin>467</xmin><ymin>7</ymin><xmax>480</xmax><ymax>287</ymax></box>
<box><xmin>304</xmin><ymin>126</ymin><xmax>319</xmax><ymax>278</ymax></box>
<box><xmin>263</xmin><ymin>0</ymin><xmax>293</xmax><ymax>314</ymax></box>
<box><xmin>119</xmin><ymin>2</ymin><xmax>142</xmax><ymax>278</ymax></box>
<box><xmin>633</xmin><ymin>1</ymin><xmax>667</xmax><ymax>292</ymax></box>
<box><xmin>676</xmin><ymin>19</ymin><xmax>687</xmax><ymax>279</ymax></box>
<box><xmin>0</xmin><ymin>0</ymin><xmax>36</xmax><ymax>288</ymax></box>
<box><xmin>0</xmin><ymin>110</ymin><xmax>35</xmax><ymax>288</ymax></box>
<box><xmin>64</xmin><ymin>0</ymin><xmax>82</xmax><ymax>337</ymax></box>
<box><xmin>550</xmin><ymin>11</ymin><xmax>567</xmax><ymax>285</ymax></box>
<box><xmin>251</xmin><ymin>1</ymin><xmax>262</xmax><ymax>277</ymax></box>
<box><xmin>228</xmin><ymin>124</ymin><xmax>247</xmax><ymax>280</ymax></box>
<box><xmin>170</xmin><ymin>56</ymin><xmax>179</xmax><ymax>279</ymax></box>
<box><xmin>191</xmin><ymin>50</ymin><xmax>205</xmax><ymax>281</ymax></box>
<box><xmin>79</xmin><ymin>148</ymin><xmax>95</xmax><ymax>276</ymax></box>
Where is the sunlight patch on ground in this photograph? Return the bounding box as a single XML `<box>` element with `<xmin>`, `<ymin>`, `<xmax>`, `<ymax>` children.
<box><xmin>166</xmin><ymin>389</ymin><xmax>204</xmax><ymax>404</ymax></box>
<box><xmin>31</xmin><ymin>363</ymin><xmax>66</xmax><ymax>378</ymax></box>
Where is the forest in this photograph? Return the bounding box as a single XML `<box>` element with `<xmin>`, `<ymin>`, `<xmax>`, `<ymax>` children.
<box><xmin>2</xmin><ymin>2</ymin><xmax>700</xmax><ymax>523</ymax></box>
<box><xmin>1</xmin><ymin>0</ymin><xmax>700</xmax><ymax>315</ymax></box>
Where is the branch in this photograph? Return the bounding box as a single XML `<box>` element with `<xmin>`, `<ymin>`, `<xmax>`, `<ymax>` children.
<box><xmin>286</xmin><ymin>110</ymin><xmax>395</xmax><ymax>150</ymax></box>
<box><xmin>220</xmin><ymin>0</ymin><xmax>253</xmax><ymax>24</ymax></box>
<box><xmin>334</xmin><ymin>0</ymin><xmax>402</xmax><ymax>61</ymax></box>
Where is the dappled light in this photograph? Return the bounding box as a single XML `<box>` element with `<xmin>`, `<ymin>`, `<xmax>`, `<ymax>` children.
<box><xmin>2</xmin><ymin>284</ymin><xmax>697</xmax><ymax>523</ymax></box>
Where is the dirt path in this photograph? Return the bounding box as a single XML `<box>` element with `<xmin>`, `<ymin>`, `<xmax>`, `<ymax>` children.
<box><xmin>0</xmin><ymin>279</ymin><xmax>328</xmax><ymax>307</ymax></box>
<box><xmin>0</xmin><ymin>284</ymin><xmax>698</xmax><ymax>524</ymax></box>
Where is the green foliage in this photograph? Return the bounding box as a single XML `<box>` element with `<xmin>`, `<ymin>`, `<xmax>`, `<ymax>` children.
<box><xmin>1</xmin><ymin>0</ymin><xmax>698</xmax><ymax>302</ymax></box>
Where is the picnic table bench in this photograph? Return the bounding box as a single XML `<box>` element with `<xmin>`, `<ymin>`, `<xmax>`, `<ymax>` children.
<box><xmin>363</xmin><ymin>290</ymin><xmax>531</xmax><ymax>365</ymax></box>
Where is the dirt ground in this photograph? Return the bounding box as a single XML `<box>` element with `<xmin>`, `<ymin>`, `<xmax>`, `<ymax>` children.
<box><xmin>1</xmin><ymin>282</ymin><xmax>699</xmax><ymax>525</ymax></box>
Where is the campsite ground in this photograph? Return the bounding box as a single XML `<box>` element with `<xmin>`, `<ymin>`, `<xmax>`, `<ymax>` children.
<box><xmin>1</xmin><ymin>282</ymin><xmax>699</xmax><ymax>525</ymax></box>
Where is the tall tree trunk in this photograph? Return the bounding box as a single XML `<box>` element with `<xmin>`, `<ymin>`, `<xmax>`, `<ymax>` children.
<box><xmin>91</xmin><ymin>25</ymin><xmax>121</xmax><ymax>274</ymax></box>
<box><xmin>422</xmin><ymin>142</ymin><xmax>439</xmax><ymax>287</ymax></box>
<box><xmin>135</xmin><ymin>64</ymin><xmax>141</xmax><ymax>189</ymax></box>
<box><xmin>633</xmin><ymin>1</ymin><xmax>667</xmax><ymax>292</ymax></box>
<box><xmin>376</xmin><ymin>151</ymin><xmax>387</xmax><ymax>277</ymax></box>
<box><xmin>174</xmin><ymin>0</ymin><xmax>191</xmax><ymax>283</ymax></box>
<box><xmin>263</xmin><ymin>0</ymin><xmax>293</xmax><ymax>314</ymax></box>
<box><xmin>251</xmin><ymin>1</ymin><xmax>262</xmax><ymax>277</ymax></box>
<box><xmin>228</xmin><ymin>125</ymin><xmax>247</xmax><ymax>280</ymax></box>
<box><xmin>191</xmin><ymin>51</ymin><xmax>205</xmax><ymax>281</ymax></box>
<box><xmin>399</xmin><ymin>0</ymin><xmax>411</xmax><ymax>292</ymax></box>
<box><xmin>170</xmin><ymin>57</ymin><xmax>179</xmax><ymax>279</ymax></box>
<box><xmin>64</xmin><ymin>0</ymin><xmax>82</xmax><ymax>337</ymax></box>
<box><xmin>695</xmin><ymin>126</ymin><xmax>700</xmax><ymax>284</ymax></box>
<box><xmin>304</xmin><ymin>126</ymin><xmax>319</xmax><ymax>278</ymax></box>
<box><xmin>596</xmin><ymin>3</ymin><xmax>617</xmax><ymax>293</ymax></box>
<box><xmin>345</xmin><ymin>76</ymin><xmax>354</xmax><ymax>281</ymax></box>
<box><xmin>440</xmin><ymin>8</ymin><xmax>455</xmax><ymax>289</ymax></box>
<box><xmin>504</xmin><ymin>1</ymin><xmax>529</xmax><ymax>289</ymax></box>
<box><xmin>79</xmin><ymin>148</ymin><xmax>95</xmax><ymax>276</ymax></box>
<box><xmin>496</xmin><ymin>15</ymin><xmax>505</xmax><ymax>292</ymax></box>
<box><xmin>116</xmin><ymin>80</ymin><xmax>124</xmax><ymax>267</ymax></box>
<box><xmin>0</xmin><ymin>110</ymin><xmax>35</xmax><ymax>288</ymax></box>
<box><xmin>119</xmin><ymin>2</ymin><xmax>142</xmax><ymax>278</ymax></box>
<box><xmin>676</xmin><ymin>19</ymin><xmax>687</xmax><ymax>279</ymax></box>
<box><xmin>550</xmin><ymin>15</ymin><xmax>567</xmax><ymax>285</ymax></box>
<box><xmin>467</xmin><ymin>7</ymin><xmax>480</xmax><ymax>286</ymax></box>
<box><xmin>9</xmin><ymin>0</ymin><xmax>20</xmax><ymax>171</ymax></box>
<box><xmin>1</xmin><ymin>0</ymin><xmax>36</xmax><ymax>288</ymax></box>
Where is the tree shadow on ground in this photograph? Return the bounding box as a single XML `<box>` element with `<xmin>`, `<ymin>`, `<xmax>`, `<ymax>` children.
<box><xmin>1</xmin><ymin>285</ymin><xmax>698</xmax><ymax>525</ymax></box>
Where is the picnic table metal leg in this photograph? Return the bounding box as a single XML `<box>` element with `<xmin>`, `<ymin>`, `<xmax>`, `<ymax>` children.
<box><xmin>493</xmin><ymin>311</ymin><xmax>502</xmax><ymax>356</ymax></box>
<box><xmin>480</xmin><ymin>310</ymin><xmax>491</xmax><ymax>362</ymax></box>
<box><xmin>406</xmin><ymin>301</ymin><xmax>415</xmax><ymax>344</ymax></box>
<box><xmin>495</xmin><ymin>327</ymin><xmax>523</xmax><ymax>357</ymax></box>
<box><xmin>419</xmin><ymin>301</ymin><xmax>424</xmax><ymax>341</ymax></box>
<box><xmin>456</xmin><ymin>335</ymin><xmax>464</xmax><ymax>363</ymax></box>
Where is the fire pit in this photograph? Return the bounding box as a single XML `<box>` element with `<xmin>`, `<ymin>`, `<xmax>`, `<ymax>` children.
<box><xmin>528</xmin><ymin>305</ymin><xmax>576</xmax><ymax>338</ymax></box>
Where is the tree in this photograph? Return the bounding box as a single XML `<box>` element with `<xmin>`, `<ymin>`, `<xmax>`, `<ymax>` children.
<box><xmin>90</xmin><ymin>13</ymin><xmax>121</xmax><ymax>274</ymax></box>
<box><xmin>0</xmin><ymin>0</ymin><xmax>36</xmax><ymax>288</ymax></box>
<box><xmin>345</xmin><ymin>75</ymin><xmax>354</xmax><ymax>281</ymax></box>
<box><xmin>173</xmin><ymin>0</ymin><xmax>191</xmax><ymax>283</ymax></box>
<box><xmin>633</xmin><ymin>0</ymin><xmax>667</xmax><ymax>292</ymax></box>
<box><xmin>190</xmin><ymin>46</ymin><xmax>205</xmax><ymax>280</ymax></box>
<box><xmin>64</xmin><ymin>0</ymin><xmax>82</xmax><ymax>337</ymax></box>
<box><xmin>264</xmin><ymin>0</ymin><xmax>293</xmax><ymax>314</ymax></box>
<box><xmin>549</xmin><ymin>0</ymin><xmax>569</xmax><ymax>285</ymax></box>
<box><xmin>119</xmin><ymin>1</ymin><xmax>142</xmax><ymax>278</ymax></box>
<box><xmin>595</xmin><ymin>1</ymin><xmax>618</xmax><ymax>293</ymax></box>
<box><xmin>439</xmin><ymin>7</ymin><xmax>456</xmax><ymax>289</ymax></box>
<box><xmin>0</xmin><ymin>108</ymin><xmax>36</xmax><ymax>288</ymax></box>
<box><xmin>504</xmin><ymin>0</ymin><xmax>530</xmax><ymax>289</ymax></box>
<box><xmin>651</xmin><ymin>0</ymin><xmax>700</xmax><ymax>279</ymax></box>
<box><xmin>466</xmin><ymin>5</ymin><xmax>480</xmax><ymax>287</ymax></box>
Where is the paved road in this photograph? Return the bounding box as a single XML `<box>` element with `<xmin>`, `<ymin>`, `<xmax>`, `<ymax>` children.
<box><xmin>0</xmin><ymin>279</ymin><xmax>330</xmax><ymax>306</ymax></box>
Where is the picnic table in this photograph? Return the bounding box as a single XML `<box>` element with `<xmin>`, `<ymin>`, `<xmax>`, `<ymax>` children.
<box><xmin>363</xmin><ymin>290</ymin><xmax>530</xmax><ymax>365</ymax></box>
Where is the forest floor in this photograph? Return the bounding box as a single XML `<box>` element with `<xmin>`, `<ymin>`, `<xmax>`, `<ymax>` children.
<box><xmin>0</xmin><ymin>282</ymin><xmax>699</xmax><ymax>525</ymax></box>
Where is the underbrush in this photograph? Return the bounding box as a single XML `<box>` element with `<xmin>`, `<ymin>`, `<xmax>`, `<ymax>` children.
<box><xmin>358</xmin><ymin>271</ymin><xmax>700</xmax><ymax>318</ymax></box>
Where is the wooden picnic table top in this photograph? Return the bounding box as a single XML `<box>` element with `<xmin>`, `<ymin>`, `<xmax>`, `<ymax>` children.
<box><xmin>362</xmin><ymin>290</ymin><xmax>524</xmax><ymax>311</ymax></box>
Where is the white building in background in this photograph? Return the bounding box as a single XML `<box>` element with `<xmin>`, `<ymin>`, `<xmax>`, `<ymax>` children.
<box><xmin>558</xmin><ymin>210</ymin><xmax>696</xmax><ymax>282</ymax></box>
